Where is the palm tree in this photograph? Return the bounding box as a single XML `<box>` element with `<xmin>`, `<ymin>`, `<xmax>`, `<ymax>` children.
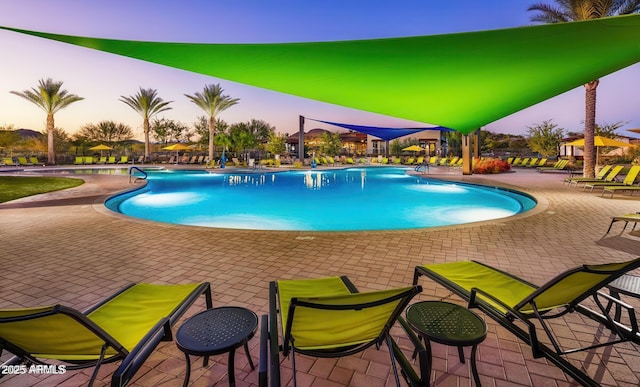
<box><xmin>185</xmin><ymin>84</ymin><xmax>239</xmax><ymax>162</ymax></box>
<box><xmin>11</xmin><ymin>78</ymin><xmax>83</xmax><ymax>164</ymax></box>
<box><xmin>120</xmin><ymin>88</ymin><xmax>173</xmax><ymax>161</ymax></box>
<box><xmin>528</xmin><ymin>0</ymin><xmax>640</xmax><ymax>177</ymax></box>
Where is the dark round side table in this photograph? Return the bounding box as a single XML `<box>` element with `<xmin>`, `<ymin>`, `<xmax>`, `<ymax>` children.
<box><xmin>406</xmin><ymin>301</ymin><xmax>487</xmax><ymax>386</ymax></box>
<box><xmin>176</xmin><ymin>306</ymin><xmax>258</xmax><ymax>387</ymax></box>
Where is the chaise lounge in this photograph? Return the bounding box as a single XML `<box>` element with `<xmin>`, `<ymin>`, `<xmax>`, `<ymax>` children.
<box><xmin>0</xmin><ymin>282</ymin><xmax>212</xmax><ymax>387</ymax></box>
<box><xmin>413</xmin><ymin>258</ymin><xmax>640</xmax><ymax>387</ymax></box>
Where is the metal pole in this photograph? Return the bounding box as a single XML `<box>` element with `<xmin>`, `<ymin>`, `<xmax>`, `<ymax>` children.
<box><xmin>299</xmin><ymin>116</ymin><xmax>305</xmax><ymax>163</ymax></box>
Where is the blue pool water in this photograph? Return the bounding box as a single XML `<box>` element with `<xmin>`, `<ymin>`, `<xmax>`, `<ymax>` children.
<box><xmin>106</xmin><ymin>167</ymin><xmax>536</xmax><ymax>231</ymax></box>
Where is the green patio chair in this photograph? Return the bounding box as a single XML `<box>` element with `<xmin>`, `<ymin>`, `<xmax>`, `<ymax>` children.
<box><xmin>414</xmin><ymin>257</ymin><xmax>640</xmax><ymax>387</ymax></box>
<box><xmin>605</xmin><ymin>212</ymin><xmax>640</xmax><ymax>235</ymax></box>
<box><xmin>260</xmin><ymin>276</ymin><xmax>422</xmax><ymax>387</ymax></box>
<box><xmin>74</xmin><ymin>156</ymin><xmax>84</xmax><ymax>165</ymax></box>
<box><xmin>118</xmin><ymin>156</ymin><xmax>129</xmax><ymax>164</ymax></box>
<box><xmin>0</xmin><ymin>282</ymin><xmax>212</xmax><ymax>387</ymax></box>
<box><xmin>17</xmin><ymin>157</ymin><xmax>33</xmax><ymax>166</ymax></box>
<box><xmin>29</xmin><ymin>156</ymin><xmax>40</xmax><ymax>165</ymax></box>
<box><xmin>537</xmin><ymin>159</ymin><xmax>569</xmax><ymax>172</ymax></box>
<box><xmin>566</xmin><ymin>165</ymin><xmax>622</xmax><ymax>188</ymax></box>
<box><xmin>585</xmin><ymin>165</ymin><xmax>640</xmax><ymax>192</ymax></box>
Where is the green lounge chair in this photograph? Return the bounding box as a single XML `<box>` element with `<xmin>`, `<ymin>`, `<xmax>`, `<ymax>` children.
<box><xmin>405</xmin><ymin>157</ymin><xmax>415</xmax><ymax>165</ymax></box>
<box><xmin>507</xmin><ymin>157</ymin><xmax>514</xmax><ymax>164</ymax></box>
<box><xmin>97</xmin><ymin>156</ymin><xmax>108</xmax><ymax>164</ymax></box>
<box><xmin>531</xmin><ymin>158</ymin><xmax>548</xmax><ymax>167</ymax></box>
<box><xmin>605</xmin><ymin>212</ymin><xmax>640</xmax><ymax>234</ymax></box>
<box><xmin>563</xmin><ymin>164</ymin><xmax>613</xmax><ymax>186</ymax></box>
<box><xmin>1</xmin><ymin>157</ymin><xmax>15</xmax><ymax>166</ymax></box>
<box><xmin>261</xmin><ymin>276</ymin><xmax>422</xmax><ymax>387</ymax></box>
<box><xmin>74</xmin><ymin>156</ymin><xmax>84</xmax><ymax>165</ymax></box>
<box><xmin>17</xmin><ymin>157</ymin><xmax>33</xmax><ymax>166</ymax></box>
<box><xmin>29</xmin><ymin>156</ymin><xmax>40</xmax><ymax>165</ymax></box>
<box><xmin>569</xmin><ymin>165</ymin><xmax>624</xmax><ymax>187</ymax></box>
<box><xmin>413</xmin><ymin>258</ymin><xmax>640</xmax><ymax>387</ymax></box>
<box><xmin>84</xmin><ymin>156</ymin><xmax>95</xmax><ymax>165</ymax></box>
<box><xmin>511</xmin><ymin>157</ymin><xmax>522</xmax><ymax>166</ymax></box>
<box><xmin>118</xmin><ymin>156</ymin><xmax>129</xmax><ymax>164</ymax></box>
<box><xmin>585</xmin><ymin>165</ymin><xmax>640</xmax><ymax>192</ymax></box>
<box><xmin>537</xmin><ymin>159</ymin><xmax>569</xmax><ymax>172</ymax></box>
<box><xmin>0</xmin><ymin>282</ymin><xmax>212</xmax><ymax>387</ymax></box>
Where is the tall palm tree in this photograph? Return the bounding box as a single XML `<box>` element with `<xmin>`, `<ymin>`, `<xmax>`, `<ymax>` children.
<box><xmin>11</xmin><ymin>78</ymin><xmax>83</xmax><ymax>164</ymax></box>
<box><xmin>528</xmin><ymin>0</ymin><xmax>640</xmax><ymax>177</ymax></box>
<box><xmin>185</xmin><ymin>84</ymin><xmax>239</xmax><ymax>161</ymax></box>
<box><xmin>120</xmin><ymin>87</ymin><xmax>173</xmax><ymax>161</ymax></box>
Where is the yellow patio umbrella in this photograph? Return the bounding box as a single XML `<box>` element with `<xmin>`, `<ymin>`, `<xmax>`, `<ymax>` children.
<box><xmin>162</xmin><ymin>143</ymin><xmax>191</xmax><ymax>151</ymax></box>
<box><xmin>565</xmin><ymin>136</ymin><xmax>635</xmax><ymax>165</ymax></box>
<box><xmin>402</xmin><ymin>145</ymin><xmax>424</xmax><ymax>152</ymax></box>
<box><xmin>89</xmin><ymin>144</ymin><xmax>113</xmax><ymax>151</ymax></box>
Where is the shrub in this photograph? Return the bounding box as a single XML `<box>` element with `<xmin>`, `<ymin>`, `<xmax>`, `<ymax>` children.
<box><xmin>472</xmin><ymin>158</ymin><xmax>511</xmax><ymax>174</ymax></box>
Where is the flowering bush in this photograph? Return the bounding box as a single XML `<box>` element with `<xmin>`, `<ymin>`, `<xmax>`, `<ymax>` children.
<box><xmin>472</xmin><ymin>158</ymin><xmax>511</xmax><ymax>174</ymax></box>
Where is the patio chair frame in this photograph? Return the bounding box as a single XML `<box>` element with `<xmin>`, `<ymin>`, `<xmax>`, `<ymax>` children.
<box><xmin>261</xmin><ymin>276</ymin><xmax>424</xmax><ymax>387</ymax></box>
<box><xmin>413</xmin><ymin>258</ymin><xmax>640</xmax><ymax>387</ymax></box>
<box><xmin>0</xmin><ymin>282</ymin><xmax>212</xmax><ymax>387</ymax></box>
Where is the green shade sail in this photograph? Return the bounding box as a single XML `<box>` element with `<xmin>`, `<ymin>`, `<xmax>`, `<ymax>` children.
<box><xmin>3</xmin><ymin>15</ymin><xmax>640</xmax><ymax>135</ymax></box>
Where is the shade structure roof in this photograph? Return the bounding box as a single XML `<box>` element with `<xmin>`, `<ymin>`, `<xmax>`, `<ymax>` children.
<box><xmin>3</xmin><ymin>14</ymin><xmax>640</xmax><ymax>135</ymax></box>
<box><xmin>308</xmin><ymin>118</ymin><xmax>453</xmax><ymax>141</ymax></box>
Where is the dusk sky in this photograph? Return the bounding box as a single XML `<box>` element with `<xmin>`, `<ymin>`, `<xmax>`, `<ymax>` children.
<box><xmin>1</xmin><ymin>0</ymin><xmax>639</xmax><ymax>140</ymax></box>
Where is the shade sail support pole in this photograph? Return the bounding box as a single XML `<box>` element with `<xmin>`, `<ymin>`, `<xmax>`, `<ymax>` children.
<box><xmin>299</xmin><ymin>115</ymin><xmax>305</xmax><ymax>163</ymax></box>
<box><xmin>462</xmin><ymin>134</ymin><xmax>472</xmax><ymax>175</ymax></box>
<box><xmin>474</xmin><ymin>129</ymin><xmax>481</xmax><ymax>159</ymax></box>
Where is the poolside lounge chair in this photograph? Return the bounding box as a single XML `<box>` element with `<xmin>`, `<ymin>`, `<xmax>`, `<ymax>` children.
<box><xmin>97</xmin><ymin>156</ymin><xmax>107</xmax><ymax>164</ymax></box>
<box><xmin>29</xmin><ymin>156</ymin><xmax>40</xmax><ymax>165</ymax></box>
<box><xmin>605</xmin><ymin>212</ymin><xmax>640</xmax><ymax>235</ymax></box>
<box><xmin>529</xmin><ymin>158</ymin><xmax>548</xmax><ymax>167</ymax></box>
<box><xmin>17</xmin><ymin>157</ymin><xmax>33</xmax><ymax>166</ymax></box>
<box><xmin>537</xmin><ymin>159</ymin><xmax>569</xmax><ymax>172</ymax></box>
<box><xmin>565</xmin><ymin>165</ymin><xmax>620</xmax><ymax>188</ymax></box>
<box><xmin>564</xmin><ymin>164</ymin><xmax>611</xmax><ymax>184</ymax></box>
<box><xmin>260</xmin><ymin>276</ymin><xmax>422</xmax><ymax>387</ymax></box>
<box><xmin>584</xmin><ymin>165</ymin><xmax>640</xmax><ymax>192</ymax></box>
<box><xmin>1</xmin><ymin>157</ymin><xmax>16</xmax><ymax>166</ymax></box>
<box><xmin>413</xmin><ymin>257</ymin><xmax>640</xmax><ymax>387</ymax></box>
<box><xmin>74</xmin><ymin>156</ymin><xmax>84</xmax><ymax>165</ymax></box>
<box><xmin>0</xmin><ymin>282</ymin><xmax>212</xmax><ymax>387</ymax></box>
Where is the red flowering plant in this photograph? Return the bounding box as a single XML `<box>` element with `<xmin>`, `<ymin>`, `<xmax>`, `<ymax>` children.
<box><xmin>472</xmin><ymin>158</ymin><xmax>511</xmax><ymax>174</ymax></box>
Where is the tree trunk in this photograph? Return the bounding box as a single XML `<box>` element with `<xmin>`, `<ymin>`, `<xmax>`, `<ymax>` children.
<box><xmin>209</xmin><ymin>116</ymin><xmax>216</xmax><ymax>162</ymax></box>
<box><xmin>583</xmin><ymin>80</ymin><xmax>599</xmax><ymax>178</ymax></box>
<box><xmin>144</xmin><ymin>118</ymin><xmax>150</xmax><ymax>161</ymax></box>
<box><xmin>47</xmin><ymin>113</ymin><xmax>55</xmax><ymax>164</ymax></box>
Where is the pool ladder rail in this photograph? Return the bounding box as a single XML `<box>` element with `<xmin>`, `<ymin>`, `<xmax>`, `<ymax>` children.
<box><xmin>128</xmin><ymin>166</ymin><xmax>148</xmax><ymax>183</ymax></box>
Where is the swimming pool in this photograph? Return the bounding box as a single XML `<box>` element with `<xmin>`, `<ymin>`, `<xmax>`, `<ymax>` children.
<box><xmin>106</xmin><ymin>167</ymin><xmax>536</xmax><ymax>231</ymax></box>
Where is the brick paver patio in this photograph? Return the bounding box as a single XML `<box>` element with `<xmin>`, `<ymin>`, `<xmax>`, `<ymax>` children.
<box><xmin>1</xmin><ymin>164</ymin><xmax>639</xmax><ymax>386</ymax></box>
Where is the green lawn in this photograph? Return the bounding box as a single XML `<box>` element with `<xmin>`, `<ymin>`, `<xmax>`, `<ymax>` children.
<box><xmin>0</xmin><ymin>176</ymin><xmax>84</xmax><ymax>203</ymax></box>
